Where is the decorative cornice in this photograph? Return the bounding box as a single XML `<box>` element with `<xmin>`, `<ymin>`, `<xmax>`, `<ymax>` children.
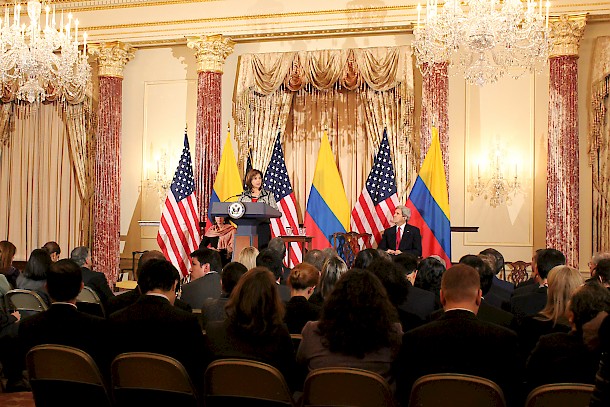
<box><xmin>88</xmin><ymin>41</ymin><xmax>136</xmax><ymax>78</ymax></box>
<box><xmin>186</xmin><ymin>34</ymin><xmax>235</xmax><ymax>73</ymax></box>
<box><xmin>549</xmin><ymin>13</ymin><xmax>588</xmax><ymax>57</ymax></box>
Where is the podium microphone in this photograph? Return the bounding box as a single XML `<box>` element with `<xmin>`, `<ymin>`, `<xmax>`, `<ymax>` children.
<box><xmin>222</xmin><ymin>193</ymin><xmax>242</xmax><ymax>202</ymax></box>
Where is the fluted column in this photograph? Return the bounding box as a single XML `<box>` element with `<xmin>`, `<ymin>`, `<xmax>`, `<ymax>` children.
<box><xmin>187</xmin><ymin>34</ymin><xmax>235</xmax><ymax>225</ymax></box>
<box><xmin>89</xmin><ymin>41</ymin><xmax>135</xmax><ymax>285</ymax></box>
<box><xmin>546</xmin><ymin>14</ymin><xmax>586</xmax><ymax>267</ymax></box>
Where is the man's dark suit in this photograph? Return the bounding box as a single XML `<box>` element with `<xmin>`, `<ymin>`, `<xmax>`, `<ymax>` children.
<box><xmin>399</xmin><ymin>284</ymin><xmax>436</xmax><ymax>321</ymax></box>
<box><xmin>378</xmin><ymin>224</ymin><xmax>422</xmax><ymax>257</ymax></box>
<box><xmin>81</xmin><ymin>267</ymin><xmax>114</xmax><ymax>304</ymax></box>
<box><xmin>485</xmin><ymin>276</ymin><xmax>514</xmax><ymax>309</ymax></box>
<box><xmin>510</xmin><ymin>286</ymin><xmax>548</xmax><ymax>321</ymax></box>
<box><xmin>180</xmin><ymin>272</ymin><xmax>221</xmax><ymax>310</ymax></box>
<box><xmin>109</xmin><ymin>295</ymin><xmax>206</xmax><ymax>387</ymax></box>
<box><xmin>397</xmin><ymin>309</ymin><xmax>522</xmax><ymax>406</ymax></box>
<box><xmin>429</xmin><ymin>300</ymin><xmax>516</xmax><ymax>331</ymax></box>
<box><xmin>106</xmin><ymin>285</ymin><xmax>191</xmax><ymax>316</ymax></box>
<box><xmin>19</xmin><ymin>303</ymin><xmax>108</xmax><ymax>370</ymax></box>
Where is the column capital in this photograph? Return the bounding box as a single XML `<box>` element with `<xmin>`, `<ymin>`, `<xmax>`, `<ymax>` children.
<box><xmin>88</xmin><ymin>41</ymin><xmax>136</xmax><ymax>78</ymax></box>
<box><xmin>549</xmin><ymin>14</ymin><xmax>587</xmax><ymax>58</ymax></box>
<box><xmin>186</xmin><ymin>34</ymin><xmax>235</xmax><ymax>73</ymax></box>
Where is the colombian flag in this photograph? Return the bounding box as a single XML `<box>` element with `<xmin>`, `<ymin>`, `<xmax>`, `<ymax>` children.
<box><xmin>406</xmin><ymin>127</ymin><xmax>451</xmax><ymax>265</ymax></box>
<box><xmin>304</xmin><ymin>132</ymin><xmax>350</xmax><ymax>249</ymax></box>
<box><xmin>208</xmin><ymin>131</ymin><xmax>243</xmax><ymax>224</ymax></box>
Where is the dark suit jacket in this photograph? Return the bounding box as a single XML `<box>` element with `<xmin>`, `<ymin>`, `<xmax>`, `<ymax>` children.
<box><xmin>284</xmin><ymin>296</ymin><xmax>321</xmax><ymax>334</ymax></box>
<box><xmin>428</xmin><ymin>300</ymin><xmax>516</xmax><ymax>331</ymax></box>
<box><xmin>485</xmin><ymin>276</ymin><xmax>514</xmax><ymax>309</ymax></box>
<box><xmin>399</xmin><ymin>284</ymin><xmax>437</xmax><ymax>321</ymax></box>
<box><xmin>106</xmin><ymin>285</ymin><xmax>191</xmax><ymax>316</ymax></box>
<box><xmin>109</xmin><ymin>295</ymin><xmax>206</xmax><ymax>387</ymax></box>
<box><xmin>81</xmin><ymin>267</ymin><xmax>114</xmax><ymax>305</ymax></box>
<box><xmin>398</xmin><ymin>309</ymin><xmax>522</xmax><ymax>406</ymax></box>
<box><xmin>180</xmin><ymin>272</ymin><xmax>222</xmax><ymax>309</ymax></box>
<box><xmin>18</xmin><ymin>303</ymin><xmax>108</xmax><ymax>370</ymax></box>
<box><xmin>277</xmin><ymin>283</ymin><xmax>291</xmax><ymax>302</ymax></box>
<box><xmin>511</xmin><ymin>286</ymin><xmax>548</xmax><ymax>321</ymax></box>
<box><xmin>378</xmin><ymin>224</ymin><xmax>422</xmax><ymax>257</ymax></box>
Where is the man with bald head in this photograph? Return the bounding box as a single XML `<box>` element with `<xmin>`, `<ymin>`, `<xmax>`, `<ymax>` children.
<box><xmin>398</xmin><ymin>264</ymin><xmax>521</xmax><ymax>406</ymax></box>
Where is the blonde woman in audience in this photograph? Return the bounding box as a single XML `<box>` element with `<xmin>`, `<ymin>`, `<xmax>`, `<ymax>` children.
<box><xmin>237</xmin><ymin>246</ymin><xmax>258</xmax><ymax>270</ymax></box>
<box><xmin>309</xmin><ymin>256</ymin><xmax>348</xmax><ymax>306</ymax></box>
<box><xmin>518</xmin><ymin>265</ymin><xmax>584</xmax><ymax>353</ymax></box>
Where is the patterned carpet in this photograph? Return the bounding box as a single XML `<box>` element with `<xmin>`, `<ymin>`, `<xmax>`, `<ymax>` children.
<box><xmin>0</xmin><ymin>391</ymin><xmax>35</xmax><ymax>407</ymax></box>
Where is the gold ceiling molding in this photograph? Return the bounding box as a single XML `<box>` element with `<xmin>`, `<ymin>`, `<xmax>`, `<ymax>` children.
<box><xmin>53</xmin><ymin>0</ymin><xmax>220</xmax><ymax>11</ymax></box>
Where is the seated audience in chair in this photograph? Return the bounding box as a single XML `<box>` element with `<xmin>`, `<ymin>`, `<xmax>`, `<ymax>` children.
<box><xmin>302</xmin><ymin>249</ymin><xmax>329</xmax><ymax>273</ymax></box>
<box><xmin>205</xmin><ymin>267</ymin><xmax>296</xmax><ymax>389</ymax></box>
<box><xmin>42</xmin><ymin>241</ymin><xmax>61</xmax><ymax>262</ymax></box>
<box><xmin>268</xmin><ymin>236</ymin><xmax>291</xmax><ymax>283</ymax></box>
<box><xmin>109</xmin><ymin>259</ymin><xmax>206</xmax><ymax>387</ymax></box>
<box><xmin>284</xmin><ymin>263</ymin><xmax>321</xmax><ymax>334</ymax></box>
<box><xmin>200</xmin><ymin>261</ymin><xmax>247</xmax><ymax>329</ymax></box>
<box><xmin>590</xmin><ymin>314</ymin><xmax>610</xmax><ymax>407</ymax></box>
<box><xmin>588</xmin><ymin>252</ymin><xmax>610</xmax><ymax>284</ymax></box>
<box><xmin>511</xmin><ymin>248</ymin><xmax>566</xmax><ymax>321</ymax></box>
<box><xmin>180</xmin><ymin>248</ymin><xmax>222</xmax><ymax>309</ymax></box>
<box><xmin>394</xmin><ymin>253</ymin><xmax>436</xmax><ymax>321</ymax></box>
<box><xmin>16</xmin><ymin>248</ymin><xmax>52</xmax><ymax>306</ymax></box>
<box><xmin>517</xmin><ymin>265</ymin><xmax>583</xmax><ymax>354</ymax></box>
<box><xmin>105</xmin><ymin>250</ymin><xmax>191</xmax><ymax>315</ymax></box>
<box><xmin>297</xmin><ymin>269</ymin><xmax>402</xmax><ymax>391</ymax></box>
<box><xmin>526</xmin><ymin>283</ymin><xmax>610</xmax><ymax>390</ymax></box>
<box><xmin>397</xmin><ymin>264</ymin><xmax>521</xmax><ymax>406</ymax></box>
<box><xmin>0</xmin><ymin>240</ymin><xmax>20</xmax><ymax>288</ymax></box>
<box><xmin>0</xmin><ymin>293</ymin><xmax>23</xmax><ymax>391</ymax></box>
<box><xmin>479</xmin><ymin>248</ymin><xmax>514</xmax><ymax>309</ymax></box>
<box><xmin>236</xmin><ymin>246</ymin><xmax>258</xmax><ymax>271</ymax></box>
<box><xmin>70</xmin><ymin>246</ymin><xmax>113</xmax><ymax>305</ymax></box>
<box><xmin>593</xmin><ymin>258</ymin><xmax>610</xmax><ymax>289</ymax></box>
<box><xmin>353</xmin><ymin>248</ymin><xmax>381</xmax><ymax>270</ymax></box>
<box><xmin>19</xmin><ymin>259</ymin><xmax>108</xmax><ymax>373</ymax></box>
<box><xmin>256</xmin><ymin>248</ymin><xmax>290</xmax><ymax>302</ymax></box>
<box><xmin>414</xmin><ymin>256</ymin><xmax>446</xmax><ymax>309</ymax></box>
<box><xmin>308</xmin><ymin>256</ymin><xmax>348</xmax><ymax>307</ymax></box>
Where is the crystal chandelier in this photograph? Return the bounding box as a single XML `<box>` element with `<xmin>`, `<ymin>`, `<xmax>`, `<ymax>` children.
<box><xmin>0</xmin><ymin>1</ymin><xmax>90</xmax><ymax>103</ymax></box>
<box><xmin>413</xmin><ymin>0</ymin><xmax>552</xmax><ymax>86</ymax></box>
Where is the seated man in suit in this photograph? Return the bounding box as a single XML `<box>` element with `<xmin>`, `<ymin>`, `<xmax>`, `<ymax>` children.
<box><xmin>511</xmin><ymin>248</ymin><xmax>565</xmax><ymax>321</ymax></box>
<box><xmin>109</xmin><ymin>259</ymin><xmax>206</xmax><ymax>388</ymax></box>
<box><xmin>180</xmin><ymin>248</ymin><xmax>222</xmax><ymax>309</ymax></box>
<box><xmin>378</xmin><ymin>205</ymin><xmax>422</xmax><ymax>257</ymax></box>
<box><xmin>19</xmin><ymin>259</ymin><xmax>108</xmax><ymax>371</ymax></box>
<box><xmin>256</xmin><ymin>248</ymin><xmax>291</xmax><ymax>302</ymax></box>
<box><xmin>200</xmin><ymin>261</ymin><xmax>247</xmax><ymax>329</ymax></box>
<box><xmin>394</xmin><ymin>253</ymin><xmax>436</xmax><ymax>321</ymax></box>
<box><xmin>479</xmin><ymin>247</ymin><xmax>514</xmax><ymax>309</ymax></box>
<box><xmin>397</xmin><ymin>264</ymin><xmax>522</xmax><ymax>406</ymax></box>
<box><xmin>70</xmin><ymin>246</ymin><xmax>114</xmax><ymax>305</ymax></box>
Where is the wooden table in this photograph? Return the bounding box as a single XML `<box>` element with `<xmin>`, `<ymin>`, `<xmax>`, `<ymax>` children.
<box><xmin>279</xmin><ymin>235</ymin><xmax>313</xmax><ymax>267</ymax></box>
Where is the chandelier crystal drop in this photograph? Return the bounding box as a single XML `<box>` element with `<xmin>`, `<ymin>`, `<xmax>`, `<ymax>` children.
<box><xmin>413</xmin><ymin>0</ymin><xmax>552</xmax><ymax>86</ymax></box>
<box><xmin>0</xmin><ymin>0</ymin><xmax>90</xmax><ymax>103</ymax></box>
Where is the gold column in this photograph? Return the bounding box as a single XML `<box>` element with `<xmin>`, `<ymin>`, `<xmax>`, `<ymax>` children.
<box><xmin>549</xmin><ymin>14</ymin><xmax>587</xmax><ymax>58</ymax></box>
<box><xmin>88</xmin><ymin>42</ymin><xmax>135</xmax><ymax>285</ymax></box>
<box><xmin>187</xmin><ymin>34</ymin><xmax>235</xmax><ymax>225</ymax></box>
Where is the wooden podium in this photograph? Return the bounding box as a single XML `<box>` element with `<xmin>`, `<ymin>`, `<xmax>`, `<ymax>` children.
<box><xmin>210</xmin><ymin>202</ymin><xmax>281</xmax><ymax>257</ymax></box>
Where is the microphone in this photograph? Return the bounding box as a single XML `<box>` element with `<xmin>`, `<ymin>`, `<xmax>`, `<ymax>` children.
<box><xmin>222</xmin><ymin>193</ymin><xmax>243</xmax><ymax>202</ymax></box>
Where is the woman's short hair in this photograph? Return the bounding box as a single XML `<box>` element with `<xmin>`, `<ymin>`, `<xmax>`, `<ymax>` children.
<box><xmin>354</xmin><ymin>248</ymin><xmax>380</xmax><ymax>269</ymax></box>
<box><xmin>319</xmin><ymin>256</ymin><xmax>348</xmax><ymax>299</ymax></box>
<box><xmin>42</xmin><ymin>241</ymin><xmax>61</xmax><ymax>256</ymax></box>
<box><xmin>0</xmin><ymin>240</ymin><xmax>16</xmax><ymax>270</ymax></box>
<box><xmin>288</xmin><ymin>263</ymin><xmax>319</xmax><ymax>290</ymax></box>
<box><xmin>318</xmin><ymin>269</ymin><xmax>397</xmax><ymax>358</ymax></box>
<box><xmin>415</xmin><ymin>256</ymin><xmax>446</xmax><ymax>296</ymax></box>
<box><xmin>569</xmin><ymin>283</ymin><xmax>610</xmax><ymax>332</ymax></box>
<box><xmin>237</xmin><ymin>246</ymin><xmax>259</xmax><ymax>270</ymax></box>
<box><xmin>540</xmin><ymin>265</ymin><xmax>584</xmax><ymax>325</ymax></box>
<box><xmin>244</xmin><ymin>169</ymin><xmax>263</xmax><ymax>190</ymax></box>
<box><xmin>367</xmin><ymin>259</ymin><xmax>409</xmax><ymax>306</ymax></box>
<box><xmin>24</xmin><ymin>248</ymin><xmax>52</xmax><ymax>280</ymax></box>
<box><xmin>595</xmin><ymin>258</ymin><xmax>610</xmax><ymax>284</ymax></box>
<box><xmin>226</xmin><ymin>267</ymin><xmax>285</xmax><ymax>338</ymax></box>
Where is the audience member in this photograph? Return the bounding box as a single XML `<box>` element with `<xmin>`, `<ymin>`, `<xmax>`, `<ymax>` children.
<box><xmin>590</xmin><ymin>314</ymin><xmax>610</xmax><ymax>407</ymax></box>
<box><xmin>414</xmin><ymin>256</ymin><xmax>445</xmax><ymax>307</ymax></box>
<box><xmin>321</xmin><ymin>247</ymin><xmax>338</xmax><ymax>259</ymax></box>
<box><xmin>308</xmin><ymin>256</ymin><xmax>348</xmax><ymax>306</ymax></box>
<box><xmin>203</xmin><ymin>216</ymin><xmax>236</xmax><ymax>266</ymax></box>
<box><xmin>518</xmin><ymin>265</ymin><xmax>583</xmax><ymax>353</ymax></box>
<box><xmin>236</xmin><ymin>246</ymin><xmax>259</xmax><ymax>270</ymax></box>
<box><xmin>526</xmin><ymin>283</ymin><xmax>610</xmax><ymax>390</ymax></box>
<box><xmin>70</xmin><ymin>246</ymin><xmax>113</xmax><ymax>305</ymax></box>
<box><xmin>42</xmin><ymin>241</ymin><xmax>61</xmax><ymax>262</ymax></box>
<box><xmin>180</xmin><ymin>248</ymin><xmax>222</xmax><ymax>309</ymax></box>
<box><xmin>589</xmin><ymin>252</ymin><xmax>610</xmax><ymax>282</ymax></box>
<box><xmin>368</xmin><ymin>259</ymin><xmax>423</xmax><ymax>332</ymax></box>
<box><xmin>398</xmin><ymin>264</ymin><xmax>521</xmax><ymax>406</ymax></box>
<box><xmin>19</xmin><ymin>259</ymin><xmax>108</xmax><ymax>373</ymax></box>
<box><xmin>353</xmin><ymin>248</ymin><xmax>380</xmax><ymax>269</ymax></box>
<box><xmin>0</xmin><ymin>240</ymin><xmax>20</xmax><ymax>288</ymax></box>
<box><xmin>479</xmin><ymin>248</ymin><xmax>514</xmax><ymax>309</ymax></box>
<box><xmin>511</xmin><ymin>248</ymin><xmax>566</xmax><ymax>320</ymax></box>
<box><xmin>0</xmin><ymin>304</ymin><xmax>22</xmax><ymax>392</ymax></box>
<box><xmin>516</xmin><ymin>250</ymin><xmax>542</xmax><ymax>289</ymax></box>
<box><xmin>285</xmin><ymin>263</ymin><xmax>321</xmax><ymax>334</ymax></box>
<box><xmin>205</xmin><ymin>267</ymin><xmax>296</xmax><ymax>388</ymax></box>
<box><xmin>110</xmin><ymin>259</ymin><xmax>206</xmax><ymax>387</ymax></box>
<box><xmin>593</xmin><ymin>258</ymin><xmax>610</xmax><ymax>288</ymax></box>
<box><xmin>302</xmin><ymin>249</ymin><xmax>329</xmax><ymax>273</ymax></box>
<box><xmin>394</xmin><ymin>253</ymin><xmax>436</xmax><ymax>321</ymax></box>
<box><xmin>200</xmin><ymin>262</ymin><xmax>247</xmax><ymax>329</ymax></box>
<box><xmin>297</xmin><ymin>269</ymin><xmax>402</xmax><ymax>390</ymax></box>
<box><xmin>256</xmin><ymin>248</ymin><xmax>290</xmax><ymax>301</ymax></box>
<box><xmin>105</xmin><ymin>250</ymin><xmax>191</xmax><ymax>315</ymax></box>
<box><xmin>16</xmin><ymin>248</ymin><xmax>52</xmax><ymax>306</ymax></box>
<box><xmin>268</xmin><ymin>237</ymin><xmax>290</xmax><ymax>283</ymax></box>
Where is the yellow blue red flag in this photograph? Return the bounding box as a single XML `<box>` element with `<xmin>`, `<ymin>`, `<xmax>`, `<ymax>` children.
<box><xmin>208</xmin><ymin>131</ymin><xmax>243</xmax><ymax>223</ymax></box>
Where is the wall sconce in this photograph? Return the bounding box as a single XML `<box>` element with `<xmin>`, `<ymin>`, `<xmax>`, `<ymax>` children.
<box><xmin>142</xmin><ymin>150</ymin><xmax>174</xmax><ymax>203</ymax></box>
<box><xmin>467</xmin><ymin>143</ymin><xmax>523</xmax><ymax>208</ymax></box>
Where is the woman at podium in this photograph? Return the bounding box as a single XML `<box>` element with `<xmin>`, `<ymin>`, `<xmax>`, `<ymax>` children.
<box><xmin>238</xmin><ymin>169</ymin><xmax>278</xmax><ymax>249</ymax></box>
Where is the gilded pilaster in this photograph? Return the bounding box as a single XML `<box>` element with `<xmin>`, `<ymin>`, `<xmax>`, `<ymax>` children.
<box><xmin>89</xmin><ymin>41</ymin><xmax>136</xmax><ymax>78</ymax></box>
<box><xmin>549</xmin><ymin>14</ymin><xmax>587</xmax><ymax>58</ymax></box>
<box><xmin>186</xmin><ymin>34</ymin><xmax>235</xmax><ymax>73</ymax></box>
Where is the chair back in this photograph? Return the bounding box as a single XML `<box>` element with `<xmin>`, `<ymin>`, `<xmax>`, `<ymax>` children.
<box><xmin>5</xmin><ymin>289</ymin><xmax>48</xmax><ymax>313</ymax></box>
<box><xmin>290</xmin><ymin>334</ymin><xmax>302</xmax><ymax>352</ymax></box>
<box><xmin>408</xmin><ymin>373</ymin><xmax>506</xmax><ymax>407</ymax></box>
<box><xmin>0</xmin><ymin>274</ymin><xmax>12</xmax><ymax>296</ymax></box>
<box><xmin>76</xmin><ymin>286</ymin><xmax>106</xmax><ymax>317</ymax></box>
<box><xmin>76</xmin><ymin>286</ymin><xmax>101</xmax><ymax>303</ymax></box>
<box><xmin>205</xmin><ymin>358</ymin><xmax>295</xmax><ymax>407</ymax></box>
<box><xmin>26</xmin><ymin>344</ymin><xmax>112</xmax><ymax>407</ymax></box>
<box><xmin>507</xmin><ymin>261</ymin><xmax>531</xmax><ymax>285</ymax></box>
<box><xmin>302</xmin><ymin>367</ymin><xmax>395</xmax><ymax>407</ymax></box>
<box><xmin>332</xmin><ymin>232</ymin><xmax>372</xmax><ymax>268</ymax></box>
<box><xmin>112</xmin><ymin>352</ymin><xmax>199</xmax><ymax>407</ymax></box>
<box><xmin>525</xmin><ymin>383</ymin><xmax>594</xmax><ymax>407</ymax></box>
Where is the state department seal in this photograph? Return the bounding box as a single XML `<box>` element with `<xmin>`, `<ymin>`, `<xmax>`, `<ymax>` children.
<box><xmin>228</xmin><ymin>202</ymin><xmax>246</xmax><ymax>219</ymax></box>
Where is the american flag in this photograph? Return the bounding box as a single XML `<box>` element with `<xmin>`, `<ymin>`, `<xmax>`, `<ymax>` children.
<box><xmin>264</xmin><ymin>133</ymin><xmax>301</xmax><ymax>267</ymax></box>
<box><xmin>157</xmin><ymin>133</ymin><xmax>201</xmax><ymax>277</ymax></box>
<box><xmin>351</xmin><ymin>130</ymin><xmax>400</xmax><ymax>247</ymax></box>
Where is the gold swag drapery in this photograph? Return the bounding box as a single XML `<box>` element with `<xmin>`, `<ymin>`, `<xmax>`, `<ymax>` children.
<box><xmin>234</xmin><ymin>46</ymin><xmax>416</xmax><ymax>216</ymax></box>
<box><xmin>589</xmin><ymin>37</ymin><xmax>610</xmax><ymax>252</ymax></box>
<box><xmin>0</xmin><ymin>86</ymin><xmax>95</xmax><ymax>258</ymax></box>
